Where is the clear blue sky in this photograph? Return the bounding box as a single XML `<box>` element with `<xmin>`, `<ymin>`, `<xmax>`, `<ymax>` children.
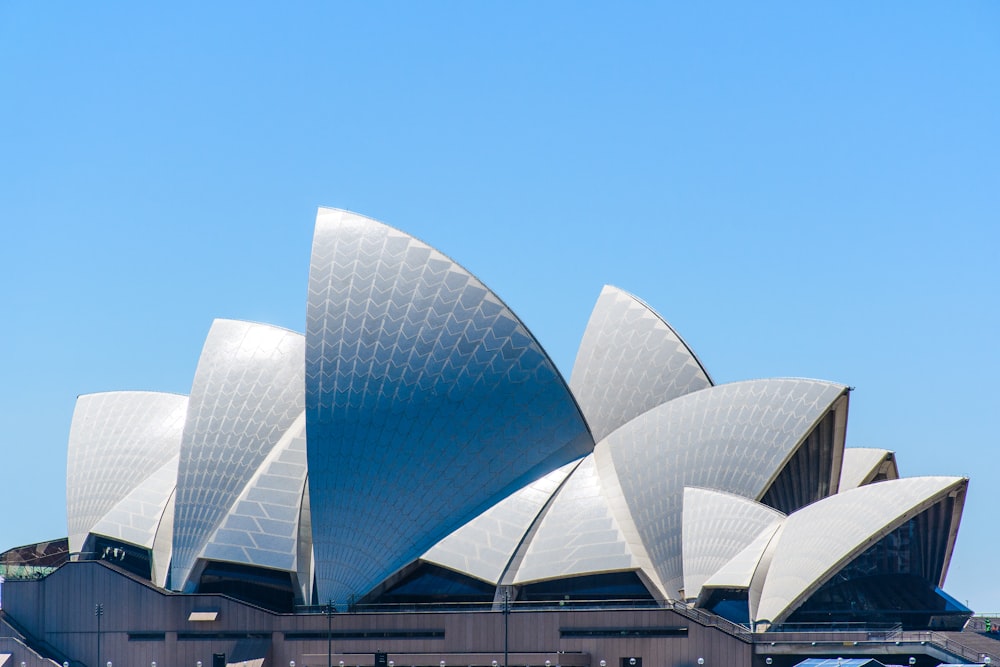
<box><xmin>1</xmin><ymin>3</ymin><xmax>997</xmax><ymax>609</ymax></box>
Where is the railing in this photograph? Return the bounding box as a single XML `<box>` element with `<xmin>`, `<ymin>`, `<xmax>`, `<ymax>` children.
<box><xmin>893</xmin><ymin>630</ymin><xmax>994</xmax><ymax>664</ymax></box>
<box><xmin>295</xmin><ymin>599</ymin><xmax>753</xmax><ymax>642</ymax></box>
<box><xmin>967</xmin><ymin>614</ymin><xmax>1000</xmax><ymax>633</ymax></box>
<box><xmin>0</xmin><ymin>609</ymin><xmax>83</xmax><ymax>667</ymax></box>
<box><xmin>662</xmin><ymin>600</ymin><xmax>753</xmax><ymax>641</ymax></box>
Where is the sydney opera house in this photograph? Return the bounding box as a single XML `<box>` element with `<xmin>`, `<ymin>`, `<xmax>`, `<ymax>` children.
<box><xmin>0</xmin><ymin>209</ymin><xmax>990</xmax><ymax>667</ymax></box>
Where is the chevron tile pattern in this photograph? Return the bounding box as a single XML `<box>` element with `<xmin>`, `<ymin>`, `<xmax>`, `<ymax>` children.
<box><xmin>514</xmin><ymin>454</ymin><xmax>639</xmax><ymax>585</ymax></box>
<box><xmin>570</xmin><ymin>285</ymin><xmax>712</xmax><ymax>443</ymax></box>
<box><xmin>422</xmin><ymin>460</ymin><xmax>578</xmax><ymax>584</ymax></box>
<box><xmin>306</xmin><ymin>208</ymin><xmax>594</xmax><ymax>604</ymax></box>
<box><xmin>681</xmin><ymin>486</ymin><xmax>784</xmax><ymax>601</ymax></box>
<box><xmin>171</xmin><ymin>319</ymin><xmax>306</xmax><ymax>590</ymax></box>
<box><xmin>602</xmin><ymin>378</ymin><xmax>848</xmax><ymax>598</ymax></box>
<box><xmin>66</xmin><ymin>391</ymin><xmax>188</xmax><ymax>557</ymax></box>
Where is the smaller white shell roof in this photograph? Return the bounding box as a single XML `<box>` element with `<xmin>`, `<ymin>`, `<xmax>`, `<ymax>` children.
<box><xmin>513</xmin><ymin>455</ymin><xmax>644</xmax><ymax>585</ymax></box>
<box><xmin>602</xmin><ymin>377</ymin><xmax>848</xmax><ymax>598</ymax></box>
<box><xmin>422</xmin><ymin>460</ymin><xmax>578</xmax><ymax>584</ymax></box>
<box><xmin>682</xmin><ymin>487</ymin><xmax>784</xmax><ymax>600</ymax></box>
<box><xmin>755</xmin><ymin>475</ymin><xmax>968</xmax><ymax>626</ymax></box>
<box><xmin>89</xmin><ymin>454</ymin><xmax>179</xmax><ymax>551</ymax></box>
<box><xmin>569</xmin><ymin>285</ymin><xmax>712</xmax><ymax>443</ymax></box>
<box><xmin>66</xmin><ymin>391</ymin><xmax>188</xmax><ymax>556</ymax></box>
<box><xmin>839</xmin><ymin>447</ymin><xmax>898</xmax><ymax>490</ymax></box>
<box><xmin>700</xmin><ymin>520</ymin><xmax>782</xmax><ymax>592</ymax></box>
<box><xmin>199</xmin><ymin>412</ymin><xmax>308</xmax><ymax>574</ymax></box>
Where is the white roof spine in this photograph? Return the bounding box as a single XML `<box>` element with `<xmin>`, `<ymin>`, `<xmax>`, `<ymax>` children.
<box><xmin>66</xmin><ymin>391</ymin><xmax>187</xmax><ymax>557</ymax></box>
<box><xmin>569</xmin><ymin>285</ymin><xmax>713</xmax><ymax>442</ymax></box>
<box><xmin>754</xmin><ymin>476</ymin><xmax>968</xmax><ymax>627</ymax></box>
<box><xmin>422</xmin><ymin>461</ymin><xmax>578</xmax><ymax>585</ymax></box>
<box><xmin>682</xmin><ymin>487</ymin><xmax>785</xmax><ymax>601</ymax></box>
<box><xmin>171</xmin><ymin>319</ymin><xmax>305</xmax><ymax>591</ymax></box>
<box><xmin>603</xmin><ymin>378</ymin><xmax>848</xmax><ymax>599</ymax></box>
<box><xmin>305</xmin><ymin>208</ymin><xmax>594</xmax><ymax>605</ymax></box>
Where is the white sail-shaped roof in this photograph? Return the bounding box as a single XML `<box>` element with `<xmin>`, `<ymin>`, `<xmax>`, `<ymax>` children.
<box><xmin>602</xmin><ymin>378</ymin><xmax>848</xmax><ymax>598</ymax></box>
<box><xmin>306</xmin><ymin>208</ymin><xmax>594</xmax><ymax>604</ymax></box>
<box><xmin>569</xmin><ymin>285</ymin><xmax>712</xmax><ymax>442</ymax></box>
<box><xmin>839</xmin><ymin>447</ymin><xmax>898</xmax><ymax>490</ymax></box>
<box><xmin>66</xmin><ymin>391</ymin><xmax>187</xmax><ymax>558</ymax></box>
<box><xmin>171</xmin><ymin>319</ymin><xmax>306</xmax><ymax>591</ymax></box>
<box><xmin>682</xmin><ymin>487</ymin><xmax>784</xmax><ymax>601</ymax></box>
<box><xmin>89</xmin><ymin>455</ymin><xmax>179</xmax><ymax>586</ymax></box>
<box><xmin>199</xmin><ymin>411</ymin><xmax>309</xmax><ymax>598</ymax></box>
<box><xmin>422</xmin><ymin>461</ymin><xmax>578</xmax><ymax>584</ymax></box>
<box><xmin>700</xmin><ymin>520</ymin><xmax>782</xmax><ymax>593</ymax></box>
<box><xmin>754</xmin><ymin>476</ymin><xmax>968</xmax><ymax>627</ymax></box>
<box><xmin>513</xmin><ymin>454</ymin><xmax>655</xmax><ymax>587</ymax></box>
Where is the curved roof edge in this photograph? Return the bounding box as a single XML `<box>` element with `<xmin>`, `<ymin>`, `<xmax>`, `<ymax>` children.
<box><xmin>67</xmin><ymin>391</ymin><xmax>188</xmax><ymax>557</ymax></box>
<box><xmin>601</xmin><ymin>377</ymin><xmax>848</xmax><ymax>598</ymax></box>
<box><xmin>422</xmin><ymin>460</ymin><xmax>579</xmax><ymax>585</ymax></box>
<box><xmin>512</xmin><ymin>455</ymin><xmax>642</xmax><ymax>586</ymax></box>
<box><xmin>755</xmin><ymin>476</ymin><xmax>968</xmax><ymax>628</ymax></box>
<box><xmin>568</xmin><ymin>285</ymin><xmax>713</xmax><ymax>443</ymax></box>
<box><xmin>682</xmin><ymin>486</ymin><xmax>785</xmax><ymax>601</ymax></box>
<box><xmin>307</xmin><ymin>208</ymin><xmax>596</xmax><ymax>604</ymax></box>
<box><xmin>755</xmin><ymin>389</ymin><xmax>850</xmax><ymax>508</ymax></box>
<box><xmin>172</xmin><ymin>318</ymin><xmax>306</xmax><ymax>591</ymax></box>
<box><xmin>315</xmin><ymin>207</ymin><xmax>586</xmax><ymax>419</ymax></box>
<box><xmin>606</xmin><ymin>285</ymin><xmax>714</xmax><ymax>386</ymax></box>
<box><xmin>696</xmin><ymin>519</ymin><xmax>783</xmax><ymax>609</ymax></box>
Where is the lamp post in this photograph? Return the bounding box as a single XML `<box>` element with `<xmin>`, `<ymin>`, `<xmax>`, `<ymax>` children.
<box><xmin>502</xmin><ymin>588</ymin><xmax>510</xmax><ymax>667</ymax></box>
<box><xmin>94</xmin><ymin>602</ymin><xmax>104</xmax><ymax>667</ymax></box>
<box><xmin>326</xmin><ymin>600</ymin><xmax>335</xmax><ymax>667</ymax></box>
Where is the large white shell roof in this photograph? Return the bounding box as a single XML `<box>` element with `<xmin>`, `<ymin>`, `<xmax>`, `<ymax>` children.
<box><xmin>306</xmin><ymin>209</ymin><xmax>594</xmax><ymax>605</ymax></box>
<box><xmin>602</xmin><ymin>377</ymin><xmax>848</xmax><ymax>598</ymax></box>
